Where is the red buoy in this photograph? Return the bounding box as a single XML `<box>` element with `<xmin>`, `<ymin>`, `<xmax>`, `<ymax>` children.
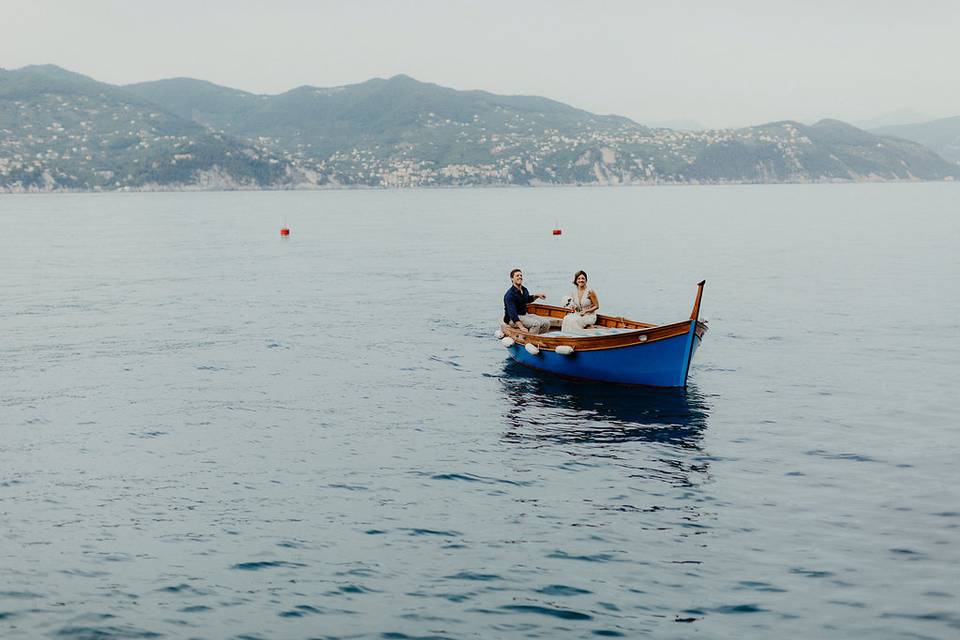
<box><xmin>280</xmin><ymin>227</ymin><xmax>290</xmax><ymax>236</ymax></box>
<box><xmin>552</xmin><ymin>228</ymin><xmax>562</xmax><ymax>236</ymax></box>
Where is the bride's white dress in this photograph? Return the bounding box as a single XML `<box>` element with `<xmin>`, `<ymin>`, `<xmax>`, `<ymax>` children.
<box><xmin>561</xmin><ymin>288</ymin><xmax>597</xmax><ymax>334</ymax></box>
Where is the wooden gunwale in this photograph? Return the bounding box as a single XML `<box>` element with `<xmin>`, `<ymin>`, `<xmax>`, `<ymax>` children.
<box><xmin>502</xmin><ymin>303</ymin><xmax>706</xmax><ymax>352</ymax></box>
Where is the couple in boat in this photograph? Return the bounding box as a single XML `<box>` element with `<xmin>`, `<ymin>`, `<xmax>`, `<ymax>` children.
<box><xmin>502</xmin><ymin>268</ymin><xmax>600</xmax><ymax>335</ymax></box>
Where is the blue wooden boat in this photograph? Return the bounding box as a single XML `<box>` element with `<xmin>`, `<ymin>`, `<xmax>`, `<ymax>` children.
<box><xmin>498</xmin><ymin>280</ymin><xmax>708</xmax><ymax>388</ymax></box>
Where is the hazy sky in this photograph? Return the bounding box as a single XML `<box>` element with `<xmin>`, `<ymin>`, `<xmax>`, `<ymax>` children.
<box><xmin>3</xmin><ymin>0</ymin><xmax>958</xmax><ymax>128</ymax></box>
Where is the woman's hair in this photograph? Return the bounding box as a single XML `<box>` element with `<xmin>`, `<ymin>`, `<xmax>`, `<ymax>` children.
<box><xmin>572</xmin><ymin>270</ymin><xmax>588</xmax><ymax>285</ymax></box>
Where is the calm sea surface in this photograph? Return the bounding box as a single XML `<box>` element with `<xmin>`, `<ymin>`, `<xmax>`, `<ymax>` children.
<box><xmin>1</xmin><ymin>184</ymin><xmax>958</xmax><ymax>639</ymax></box>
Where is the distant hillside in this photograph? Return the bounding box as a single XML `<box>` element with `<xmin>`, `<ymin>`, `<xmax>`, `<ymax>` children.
<box><xmin>679</xmin><ymin>118</ymin><xmax>958</xmax><ymax>183</ymax></box>
<box><xmin>645</xmin><ymin>118</ymin><xmax>706</xmax><ymax>131</ymax></box>
<box><xmin>0</xmin><ymin>65</ymin><xmax>302</xmax><ymax>191</ymax></box>
<box><xmin>124</xmin><ymin>74</ymin><xmax>638</xmax><ymax>169</ymax></box>
<box><xmin>871</xmin><ymin>116</ymin><xmax>960</xmax><ymax>164</ymax></box>
<box><xmin>1</xmin><ymin>65</ymin><xmax>957</xmax><ymax>192</ymax></box>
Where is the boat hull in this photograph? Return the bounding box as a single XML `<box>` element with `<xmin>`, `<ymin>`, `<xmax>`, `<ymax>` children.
<box><xmin>506</xmin><ymin>322</ymin><xmax>703</xmax><ymax>387</ymax></box>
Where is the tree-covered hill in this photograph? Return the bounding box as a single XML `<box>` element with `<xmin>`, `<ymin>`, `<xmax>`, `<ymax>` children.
<box><xmin>125</xmin><ymin>74</ymin><xmax>637</xmax><ymax>161</ymax></box>
<box><xmin>0</xmin><ymin>66</ymin><xmax>296</xmax><ymax>191</ymax></box>
<box><xmin>684</xmin><ymin>119</ymin><xmax>956</xmax><ymax>182</ymax></box>
<box><xmin>1</xmin><ymin>65</ymin><xmax>957</xmax><ymax>192</ymax></box>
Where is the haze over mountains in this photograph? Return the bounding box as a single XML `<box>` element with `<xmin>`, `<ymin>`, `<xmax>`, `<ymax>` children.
<box><xmin>870</xmin><ymin>117</ymin><xmax>960</xmax><ymax>164</ymax></box>
<box><xmin>1</xmin><ymin>65</ymin><xmax>957</xmax><ymax>192</ymax></box>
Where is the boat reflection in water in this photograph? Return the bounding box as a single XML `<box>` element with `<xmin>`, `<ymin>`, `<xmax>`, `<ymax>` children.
<box><xmin>500</xmin><ymin>359</ymin><xmax>710</xmax><ymax>441</ymax></box>
<box><xmin>500</xmin><ymin>360</ymin><xmax>712</xmax><ymax>487</ymax></box>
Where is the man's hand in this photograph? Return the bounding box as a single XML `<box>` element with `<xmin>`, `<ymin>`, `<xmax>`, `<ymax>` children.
<box><xmin>536</xmin><ymin>292</ymin><xmax>547</xmax><ymax>300</ymax></box>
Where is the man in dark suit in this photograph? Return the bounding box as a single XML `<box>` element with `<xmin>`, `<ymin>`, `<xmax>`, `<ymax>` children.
<box><xmin>503</xmin><ymin>268</ymin><xmax>551</xmax><ymax>334</ymax></box>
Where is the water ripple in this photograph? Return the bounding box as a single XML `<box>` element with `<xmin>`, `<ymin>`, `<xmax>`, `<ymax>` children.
<box><xmin>547</xmin><ymin>550</ymin><xmax>624</xmax><ymax>563</ymax></box>
<box><xmin>54</xmin><ymin>625</ymin><xmax>162</xmax><ymax>639</ymax></box>
<box><xmin>536</xmin><ymin>585</ymin><xmax>592</xmax><ymax>596</ymax></box>
<box><xmin>230</xmin><ymin>561</ymin><xmax>307</xmax><ymax>571</ymax></box>
<box><xmin>424</xmin><ymin>472</ymin><xmax>533</xmax><ymax>486</ymax></box>
<box><xmin>498</xmin><ymin>603</ymin><xmax>593</xmax><ymax>620</ymax></box>
<box><xmin>444</xmin><ymin>572</ymin><xmax>502</xmax><ymax>581</ymax></box>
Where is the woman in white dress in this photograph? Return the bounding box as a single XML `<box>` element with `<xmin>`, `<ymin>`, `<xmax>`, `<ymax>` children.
<box><xmin>561</xmin><ymin>270</ymin><xmax>600</xmax><ymax>334</ymax></box>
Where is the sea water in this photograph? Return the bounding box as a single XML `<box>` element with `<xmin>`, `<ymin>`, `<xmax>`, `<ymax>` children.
<box><xmin>1</xmin><ymin>183</ymin><xmax>958</xmax><ymax>638</ymax></box>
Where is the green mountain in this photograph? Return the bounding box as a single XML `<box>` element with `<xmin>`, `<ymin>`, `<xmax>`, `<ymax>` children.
<box><xmin>124</xmin><ymin>73</ymin><xmax>959</xmax><ymax>187</ymax></box>
<box><xmin>123</xmin><ymin>74</ymin><xmax>639</xmax><ymax>182</ymax></box>
<box><xmin>2</xmin><ymin>65</ymin><xmax>957</xmax><ymax>192</ymax></box>
<box><xmin>0</xmin><ymin>65</ymin><xmax>295</xmax><ymax>191</ymax></box>
<box><xmin>871</xmin><ymin>116</ymin><xmax>960</xmax><ymax>164</ymax></box>
<box><xmin>684</xmin><ymin>119</ymin><xmax>957</xmax><ymax>182</ymax></box>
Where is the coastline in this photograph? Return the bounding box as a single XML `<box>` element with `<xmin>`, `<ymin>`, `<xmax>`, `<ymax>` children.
<box><xmin>1</xmin><ymin>174</ymin><xmax>954</xmax><ymax>195</ymax></box>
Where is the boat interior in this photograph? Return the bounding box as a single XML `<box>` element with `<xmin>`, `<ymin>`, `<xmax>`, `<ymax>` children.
<box><xmin>538</xmin><ymin>319</ymin><xmax>642</xmax><ymax>339</ymax></box>
<box><xmin>526</xmin><ymin>303</ymin><xmax>656</xmax><ymax>335</ymax></box>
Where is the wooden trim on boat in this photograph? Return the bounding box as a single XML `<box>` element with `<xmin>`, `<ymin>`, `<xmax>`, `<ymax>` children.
<box><xmin>682</xmin><ymin>280</ymin><xmax>707</xmax><ymax>387</ymax></box>
<box><xmin>503</xmin><ymin>303</ymin><xmax>705</xmax><ymax>352</ymax></box>
<box><xmin>689</xmin><ymin>280</ymin><xmax>706</xmax><ymax>321</ymax></box>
